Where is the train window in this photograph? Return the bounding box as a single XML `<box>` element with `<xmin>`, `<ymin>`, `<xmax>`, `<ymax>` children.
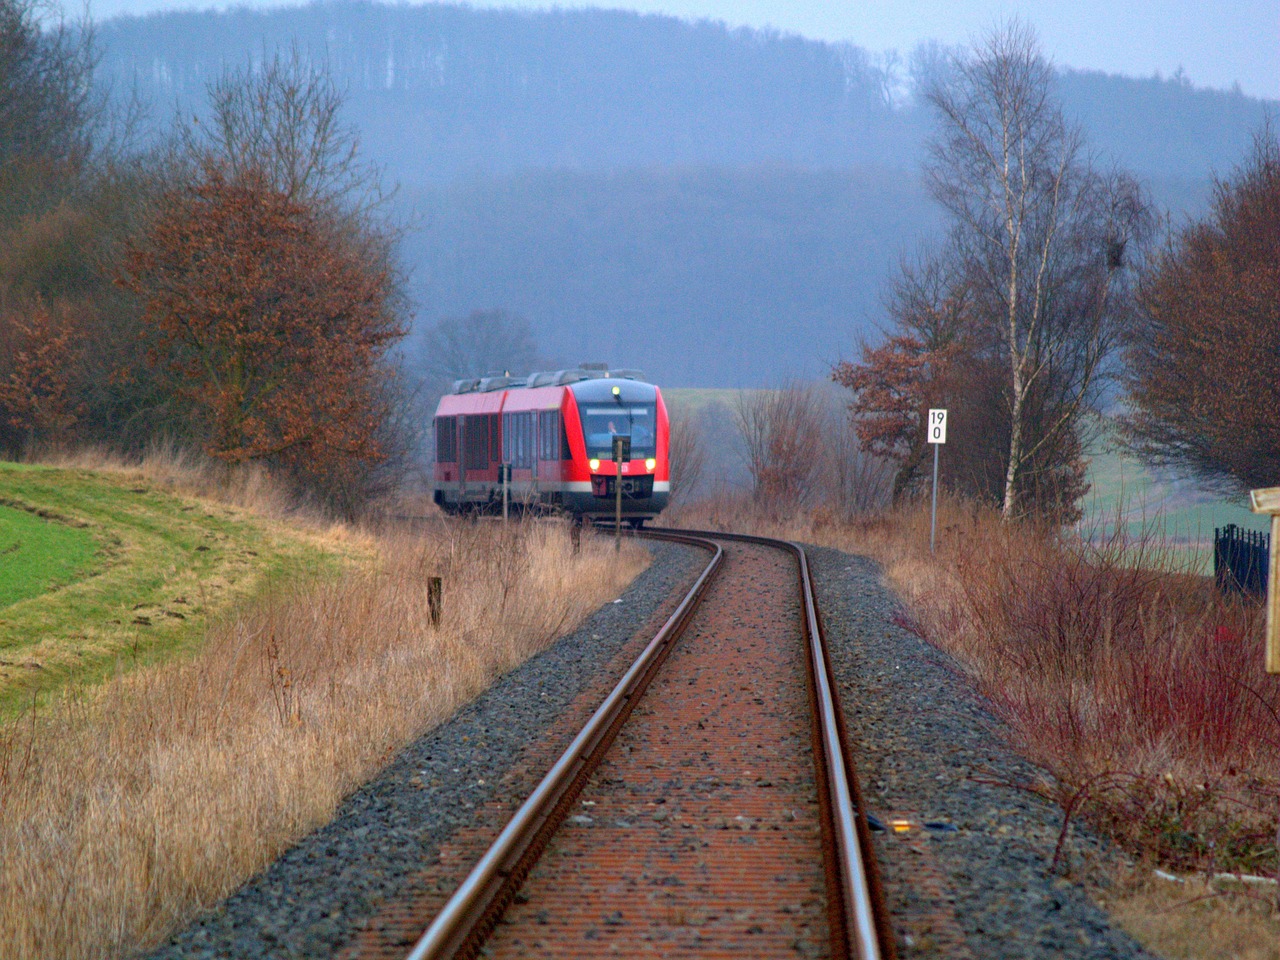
<box><xmin>580</xmin><ymin>404</ymin><xmax>656</xmax><ymax>459</ymax></box>
<box><xmin>489</xmin><ymin>415</ymin><xmax>501</xmax><ymax>462</ymax></box>
<box><xmin>435</xmin><ymin>417</ymin><xmax>457</xmax><ymax>463</ymax></box>
<box><xmin>538</xmin><ymin>411</ymin><xmax>562</xmax><ymax>461</ymax></box>
<box><xmin>503</xmin><ymin>412</ymin><xmax>535</xmax><ymax>468</ymax></box>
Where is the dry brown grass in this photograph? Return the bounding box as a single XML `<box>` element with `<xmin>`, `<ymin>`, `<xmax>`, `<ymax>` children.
<box><xmin>0</xmin><ymin>458</ymin><xmax>647</xmax><ymax>960</ymax></box>
<box><xmin>1103</xmin><ymin>872</ymin><xmax>1279</xmax><ymax>960</ymax></box>
<box><xmin>34</xmin><ymin>440</ymin><xmax>298</xmax><ymax>520</ymax></box>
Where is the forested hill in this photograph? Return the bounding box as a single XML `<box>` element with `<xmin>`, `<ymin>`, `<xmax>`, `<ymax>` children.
<box><xmin>94</xmin><ymin>2</ymin><xmax>1277</xmax><ymax>386</ymax></box>
<box><xmin>97</xmin><ymin>2</ymin><xmax>913</xmax><ymax>177</ymax></box>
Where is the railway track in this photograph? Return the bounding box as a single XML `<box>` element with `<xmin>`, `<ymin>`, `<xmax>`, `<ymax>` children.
<box><xmin>392</xmin><ymin>528</ymin><xmax>893</xmax><ymax>960</ymax></box>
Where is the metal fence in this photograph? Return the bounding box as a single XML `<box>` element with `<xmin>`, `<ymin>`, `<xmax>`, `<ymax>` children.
<box><xmin>1214</xmin><ymin>524</ymin><xmax>1270</xmax><ymax>597</ymax></box>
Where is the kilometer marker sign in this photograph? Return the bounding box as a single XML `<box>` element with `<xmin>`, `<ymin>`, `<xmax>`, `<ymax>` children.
<box><xmin>928</xmin><ymin>408</ymin><xmax>947</xmax><ymax>553</ymax></box>
<box><xmin>928</xmin><ymin>408</ymin><xmax>947</xmax><ymax>444</ymax></box>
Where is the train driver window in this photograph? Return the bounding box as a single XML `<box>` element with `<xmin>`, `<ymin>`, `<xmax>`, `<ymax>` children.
<box><xmin>581</xmin><ymin>404</ymin><xmax>657</xmax><ymax>459</ymax></box>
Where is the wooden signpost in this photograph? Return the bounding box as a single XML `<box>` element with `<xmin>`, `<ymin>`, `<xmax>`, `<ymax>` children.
<box><xmin>1247</xmin><ymin>486</ymin><xmax>1280</xmax><ymax>673</ymax></box>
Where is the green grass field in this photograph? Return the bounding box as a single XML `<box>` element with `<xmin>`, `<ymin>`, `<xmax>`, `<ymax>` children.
<box><xmin>1076</xmin><ymin>428</ymin><xmax>1267</xmax><ymax>562</ymax></box>
<box><xmin>0</xmin><ymin>502</ymin><xmax>102</xmax><ymax>608</ymax></box>
<box><xmin>0</xmin><ymin>462</ymin><xmax>351</xmax><ymax>717</ymax></box>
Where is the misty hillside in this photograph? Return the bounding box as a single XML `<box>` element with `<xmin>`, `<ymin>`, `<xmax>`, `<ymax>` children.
<box><xmin>98</xmin><ymin>1</ymin><xmax>913</xmax><ymax>175</ymax></box>
<box><xmin>95</xmin><ymin>1</ymin><xmax>1277</xmax><ymax>386</ymax></box>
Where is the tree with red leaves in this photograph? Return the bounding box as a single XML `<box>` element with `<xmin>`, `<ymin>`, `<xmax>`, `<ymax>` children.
<box><xmin>0</xmin><ymin>300</ymin><xmax>86</xmax><ymax>449</ymax></box>
<box><xmin>833</xmin><ymin>336</ymin><xmax>950</xmax><ymax>503</ymax></box>
<box><xmin>119</xmin><ymin>160</ymin><xmax>405</xmax><ymax>492</ymax></box>
<box><xmin>1126</xmin><ymin>127</ymin><xmax>1280</xmax><ymax>494</ymax></box>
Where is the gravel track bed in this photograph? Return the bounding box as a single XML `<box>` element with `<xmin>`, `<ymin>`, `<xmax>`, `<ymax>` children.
<box><xmin>807</xmin><ymin>546</ymin><xmax>1161</xmax><ymax>960</ymax></box>
<box><xmin>142</xmin><ymin>540</ymin><xmax>707</xmax><ymax>960</ymax></box>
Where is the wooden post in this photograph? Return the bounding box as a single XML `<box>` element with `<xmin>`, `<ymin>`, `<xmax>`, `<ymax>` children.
<box><xmin>1248</xmin><ymin>487</ymin><xmax>1280</xmax><ymax>673</ymax></box>
<box><xmin>428</xmin><ymin>576</ymin><xmax>443</xmax><ymax>627</ymax></box>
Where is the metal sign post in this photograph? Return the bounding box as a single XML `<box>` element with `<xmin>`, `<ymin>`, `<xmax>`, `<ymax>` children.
<box><xmin>1248</xmin><ymin>486</ymin><xmax>1280</xmax><ymax>673</ymax></box>
<box><xmin>613</xmin><ymin>435</ymin><xmax>630</xmax><ymax>552</ymax></box>
<box><xmin>928</xmin><ymin>409</ymin><xmax>947</xmax><ymax>554</ymax></box>
<box><xmin>501</xmin><ymin>463</ymin><xmax>511</xmax><ymax>523</ymax></box>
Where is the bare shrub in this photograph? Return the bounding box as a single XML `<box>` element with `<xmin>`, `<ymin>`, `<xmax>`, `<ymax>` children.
<box><xmin>818</xmin><ymin>412</ymin><xmax>894</xmax><ymax>522</ymax></box>
<box><xmin>667</xmin><ymin>410</ymin><xmax>706</xmax><ymax>506</ymax></box>
<box><xmin>734</xmin><ymin>384</ymin><xmax>825</xmax><ymax>517</ymax></box>
<box><xmin>0</xmin><ymin>515</ymin><xmax>646</xmax><ymax>959</ymax></box>
<box><xmin>855</xmin><ymin>499</ymin><xmax>1280</xmax><ymax>879</ymax></box>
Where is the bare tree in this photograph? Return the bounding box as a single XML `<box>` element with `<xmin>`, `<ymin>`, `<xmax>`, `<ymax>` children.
<box><xmin>188</xmin><ymin>45</ymin><xmax>387</xmax><ymax>219</ymax></box>
<box><xmin>416</xmin><ymin>308</ymin><xmax>542</xmax><ymax>395</ymax></box>
<box><xmin>923</xmin><ymin>20</ymin><xmax>1151</xmax><ymax>519</ymax></box>
<box><xmin>0</xmin><ymin>0</ymin><xmax>97</xmax><ymax>170</ymax></box>
<box><xmin>821</xmin><ymin>411</ymin><xmax>893</xmax><ymax>519</ymax></box>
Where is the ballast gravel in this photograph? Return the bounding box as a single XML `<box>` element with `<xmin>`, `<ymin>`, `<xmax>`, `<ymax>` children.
<box><xmin>142</xmin><ymin>540</ymin><xmax>707</xmax><ymax>960</ymax></box>
<box><xmin>143</xmin><ymin>539</ymin><xmax>1161</xmax><ymax>960</ymax></box>
<box><xmin>807</xmin><ymin>546</ymin><xmax>1161</xmax><ymax>960</ymax></box>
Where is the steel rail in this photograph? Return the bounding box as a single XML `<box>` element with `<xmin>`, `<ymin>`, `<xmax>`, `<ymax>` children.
<box><xmin>405</xmin><ymin>531</ymin><xmax>723</xmax><ymax>960</ymax></box>
<box><xmin>404</xmin><ymin>525</ymin><xmax>891</xmax><ymax>960</ymax></box>
<box><xmin>654</xmin><ymin>527</ymin><xmax>891</xmax><ymax>960</ymax></box>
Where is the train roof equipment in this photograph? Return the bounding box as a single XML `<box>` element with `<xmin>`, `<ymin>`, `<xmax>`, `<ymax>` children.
<box><xmin>447</xmin><ymin>364</ymin><xmax>647</xmax><ymax>394</ymax></box>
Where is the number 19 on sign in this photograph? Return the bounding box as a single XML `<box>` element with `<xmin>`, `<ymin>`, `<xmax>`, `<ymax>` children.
<box><xmin>928</xmin><ymin>409</ymin><xmax>947</xmax><ymax>553</ymax></box>
<box><xmin>928</xmin><ymin>408</ymin><xmax>947</xmax><ymax>444</ymax></box>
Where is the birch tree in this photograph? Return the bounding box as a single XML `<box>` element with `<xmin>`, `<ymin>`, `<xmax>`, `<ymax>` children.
<box><xmin>923</xmin><ymin>21</ymin><xmax>1151</xmax><ymax>519</ymax></box>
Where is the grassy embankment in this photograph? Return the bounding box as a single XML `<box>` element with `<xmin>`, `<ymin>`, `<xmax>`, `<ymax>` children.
<box><xmin>0</xmin><ymin>459</ymin><xmax>346</xmax><ymax>717</ymax></box>
<box><xmin>0</xmin><ymin>453</ymin><xmax>648</xmax><ymax>960</ymax></box>
<box><xmin>665</xmin><ymin>487</ymin><xmax>1279</xmax><ymax>960</ymax></box>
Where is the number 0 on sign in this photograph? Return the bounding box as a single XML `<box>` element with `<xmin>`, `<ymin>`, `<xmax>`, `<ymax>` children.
<box><xmin>928</xmin><ymin>409</ymin><xmax>947</xmax><ymax>444</ymax></box>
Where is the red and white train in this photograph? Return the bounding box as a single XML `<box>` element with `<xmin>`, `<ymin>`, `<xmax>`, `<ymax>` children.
<box><xmin>432</xmin><ymin>365</ymin><xmax>670</xmax><ymax>524</ymax></box>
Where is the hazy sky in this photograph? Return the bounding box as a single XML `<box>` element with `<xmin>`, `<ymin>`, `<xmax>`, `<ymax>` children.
<box><xmin>84</xmin><ymin>0</ymin><xmax>1279</xmax><ymax>100</ymax></box>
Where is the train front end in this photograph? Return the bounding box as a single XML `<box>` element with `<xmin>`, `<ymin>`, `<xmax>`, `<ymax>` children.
<box><xmin>562</xmin><ymin>376</ymin><xmax>670</xmax><ymax>523</ymax></box>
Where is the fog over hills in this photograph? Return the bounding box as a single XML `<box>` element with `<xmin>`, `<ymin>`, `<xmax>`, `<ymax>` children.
<box><xmin>96</xmin><ymin>1</ymin><xmax>1276</xmax><ymax>386</ymax></box>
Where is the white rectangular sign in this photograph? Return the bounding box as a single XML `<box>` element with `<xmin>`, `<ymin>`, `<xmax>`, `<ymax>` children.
<box><xmin>928</xmin><ymin>408</ymin><xmax>948</xmax><ymax>444</ymax></box>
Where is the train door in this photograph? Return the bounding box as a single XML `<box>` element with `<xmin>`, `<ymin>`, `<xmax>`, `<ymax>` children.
<box><xmin>462</xmin><ymin>416</ymin><xmax>491</xmax><ymax>504</ymax></box>
<box><xmin>457</xmin><ymin>415</ymin><xmax>466</xmax><ymax>498</ymax></box>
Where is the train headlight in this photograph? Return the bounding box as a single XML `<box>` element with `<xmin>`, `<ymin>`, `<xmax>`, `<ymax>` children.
<box><xmin>645</xmin><ymin>458</ymin><xmax>656</xmax><ymax>471</ymax></box>
<box><xmin>589</xmin><ymin>458</ymin><xmax>600</xmax><ymax>471</ymax></box>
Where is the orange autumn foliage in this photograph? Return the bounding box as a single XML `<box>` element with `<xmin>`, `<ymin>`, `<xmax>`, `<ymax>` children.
<box><xmin>0</xmin><ymin>300</ymin><xmax>86</xmax><ymax>444</ymax></box>
<box><xmin>832</xmin><ymin>336</ymin><xmax>957</xmax><ymax>503</ymax></box>
<box><xmin>118</xmin><ymin>162</ymin><xmax>405</xmax><ymax>482</ymax></box>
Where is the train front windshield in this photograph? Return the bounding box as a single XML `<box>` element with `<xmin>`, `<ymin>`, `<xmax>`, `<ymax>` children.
<box><xmin>581</xmin><ymin>403</ymin><xmax>657</xmax><ymax>460</ymax></box>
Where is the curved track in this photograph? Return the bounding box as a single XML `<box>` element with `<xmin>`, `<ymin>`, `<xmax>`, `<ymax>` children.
<box><xmin>404</xmin><ymin>528</ymin><xmax>893</xmax><ymax>960</ymax></box>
